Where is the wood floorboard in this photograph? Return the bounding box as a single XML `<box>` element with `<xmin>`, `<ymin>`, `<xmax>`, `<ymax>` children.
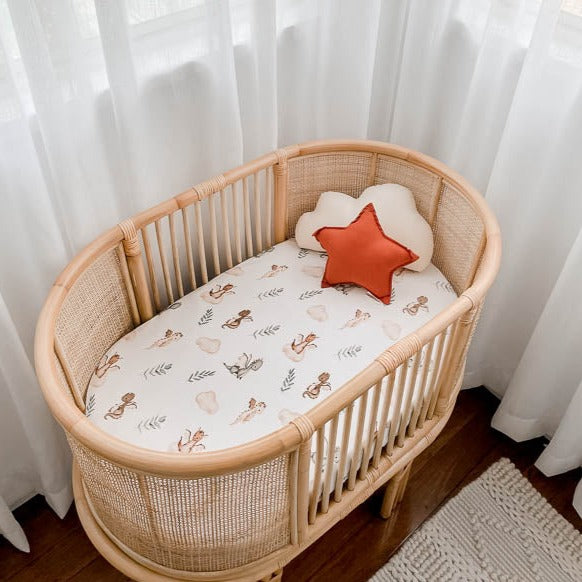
<box><xmin>0</xmin><ymin>497</ymin><xmax>83</xmax><ymax>580</ymax></box>
<box><xmin>0</xmin><ymin>387</ymin><xmax>579</xmax><ymax>582</ymax></box>
<box><xmin>7</xmin><ymin>524</ymin><xmax>98</xmax><ymax>582</ymax></box>
<box><xmin>66</xmin><ymin>555</ymin><xmax>131</xmax><ymax>582</ymax></box>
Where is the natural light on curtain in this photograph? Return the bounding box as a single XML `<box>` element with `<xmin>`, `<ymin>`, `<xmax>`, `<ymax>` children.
<box><xmin>0</xmin><ymin>0</ymin><xmax>581</xmax><ymax>551</ymax></box>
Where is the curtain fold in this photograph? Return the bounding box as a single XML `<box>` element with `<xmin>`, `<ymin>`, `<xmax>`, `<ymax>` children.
<box><xmin>492</xmin><ymin>228</ymin><xmax>582</xmax><ymax>480</ymax></box>
<box><xmin>1</xmin><ymin>0</ymin><xmax>581</xmax><ymax>551</ymax></box>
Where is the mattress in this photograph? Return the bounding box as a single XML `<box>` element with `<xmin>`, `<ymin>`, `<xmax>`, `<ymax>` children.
<box><xmin>85</xmin><ymin>239</ymin><xmax>457</xmax><ymax>458</ymax></box>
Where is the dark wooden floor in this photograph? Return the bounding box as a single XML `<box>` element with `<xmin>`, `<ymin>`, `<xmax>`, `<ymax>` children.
<box><xmin>1</xmin><ymin>387</ymin><xmax>580</xmax><ymax>581</ymax></box>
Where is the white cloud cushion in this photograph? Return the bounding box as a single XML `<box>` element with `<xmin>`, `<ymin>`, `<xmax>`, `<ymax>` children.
<box><xmin>295</xmin><ymin>184</ymin><xmax>434</xmax><ymax>271</ymax></box>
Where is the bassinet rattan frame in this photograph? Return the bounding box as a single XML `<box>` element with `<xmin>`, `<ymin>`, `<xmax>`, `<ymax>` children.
<box><xmin>35</xmin><ymin>140</ymin><xmax>500</xmax><ymax>582</ymax></box>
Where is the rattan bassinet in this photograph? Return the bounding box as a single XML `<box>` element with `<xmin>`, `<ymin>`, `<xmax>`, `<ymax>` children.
<box><xmin>35</xmin><ymin>140</ymin><xmax>501</xmax><ymax>581</ymax></box>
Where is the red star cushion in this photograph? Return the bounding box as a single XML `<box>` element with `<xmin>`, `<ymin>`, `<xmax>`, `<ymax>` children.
<box><xmin>313</xmin><ymin>203</ymin><xmax>418</xmax><ymax>304</ymax></box>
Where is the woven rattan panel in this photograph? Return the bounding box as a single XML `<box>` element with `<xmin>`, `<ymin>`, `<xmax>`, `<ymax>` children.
<box><xmin>374</xmin><ymin>155</ymin><xmax>442</xmax><ymax>224</ymax></box>
<box><xmin>72</xmin><ymin>436</ymin><xmax>291</xmax><ymax>572</ymax></box>
<box><xmin>70</xmin><ymin>437</ymin><xmax>154</xmax><ymax>555</ymax></box>
<box><xmin>287</xmin><ymin>152</ymin><xmax>374</xmax><ymax>236</ymax></box>
<box><xmin>54</xmin><ymin>354</ymin><xmax>77</xmax><ymax>404</ymax></box>
<box><xmin>55</xmin><ymin>247</ymin><xmax>133</xmax><ymax>405</ymax></box>
<box><xmin>142</xmin><ymin>458</ymin><xmax>291</xmax><ymax>571</ymax></box>
<box><xmin>432</xmin><ymin>182</ymin><xmax>485</xmax><ymax>294</ymax></box>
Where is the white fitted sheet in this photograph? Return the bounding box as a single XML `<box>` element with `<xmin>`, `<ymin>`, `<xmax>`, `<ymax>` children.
<box><xmin>85</xmin><ymin>239</ymin><xmax>457</xmax><ymax>461</ymax></box>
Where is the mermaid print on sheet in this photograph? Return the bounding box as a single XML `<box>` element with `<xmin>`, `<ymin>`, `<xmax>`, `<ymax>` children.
<box><xmin>231</xmin><ymin>398</ymin><xmax>266</xmax><ymax>424</ymax></box>
<box><xmin>341</xmin><ymin>309</ymin><xmax>371</xmax><ymax>329</ymax></box>
<box><xmin>177</xmin><ymin>428</ymin><xmax>208</xmax><ymax>453</ymax></box>
<box><xmin>403</xmin><ymin>296</ymin><xmax>429</xmax><ymax>316</ymax></box>
<box><xmin>104</xmin><ymin>392</ymin><xmax>137</xmax><ymax>420</ymax></box>
<box><xmin>302</xmin><ymin>372</ymin><xmax>332</xmax><ymax>399</ymax></box>
<box><xmin>91</xmin><ymin>353</ymin><xmax>122</xmax><ymax>387</ymax></box>
<box><xmin>283</xmin><ymin>332</ymin><xmax>318</xmax><ymax>362</ymax></box>
<box><xmin>259</xmin><ymin>265</ymin><xmax>288</xmax><ymax>279</ymax></box>
<box><xmin>222</xmin><ymin>309</ymin><xmax>253</xmax><ymax>329</ymax></box>
<box><xmin>149</xmin><ymin>329</ymin><xmax>183</xmax><ymax>348</ymax></box>
<box><xmin>201</xmin><ymin>283</ymin><xmax>235</xmax><ymax>304</ymax></box>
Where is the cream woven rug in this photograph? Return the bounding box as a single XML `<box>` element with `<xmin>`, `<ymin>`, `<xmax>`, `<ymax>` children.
<box><xmin>370</xmin><ymin>458</ymin><xmax>582</xmax><ymax>581</ymax></box>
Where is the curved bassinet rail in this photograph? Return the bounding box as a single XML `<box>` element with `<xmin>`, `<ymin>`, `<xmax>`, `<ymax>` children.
<box><xmin>35</xmin><ymin>140</ymin><xmax>500</xmax><ymax>581</ymax></box>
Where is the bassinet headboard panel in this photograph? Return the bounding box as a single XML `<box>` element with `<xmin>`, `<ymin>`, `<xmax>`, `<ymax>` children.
<box><xmin>373</xmin><ymin>154</ymin><xmax>442</xmax><ymax>224</ymax></box>
<box><xmin>54</xmin><ymin>246</ymin><xmax>135</xmax><ymax>409</ymax></box>
<box><xmin>284</xmin><ymin>144</ymin><xmax>486</xmax><ymax>295</ymax></box>
<box><xmin>286</xmin><ymin>151</ymin><xmax>375</xmax><ymax>237</ymax></box>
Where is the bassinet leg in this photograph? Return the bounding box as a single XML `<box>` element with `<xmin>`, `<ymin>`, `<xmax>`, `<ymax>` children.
<box><xmin>380</xmin><ymin>462</ymin><xmax>412</xmax><ymax>519</ymax></box>
<box><xmin>259</xmin><ymin>568</ymin><xmax>283</xmax><ymax>581</ymax></box>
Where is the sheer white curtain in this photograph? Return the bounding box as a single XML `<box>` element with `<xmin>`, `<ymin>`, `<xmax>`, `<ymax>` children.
<box><xmin>1</xmin><ymin>0</ymin><xmax>581</xmax><ymax>551</ymax></box>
